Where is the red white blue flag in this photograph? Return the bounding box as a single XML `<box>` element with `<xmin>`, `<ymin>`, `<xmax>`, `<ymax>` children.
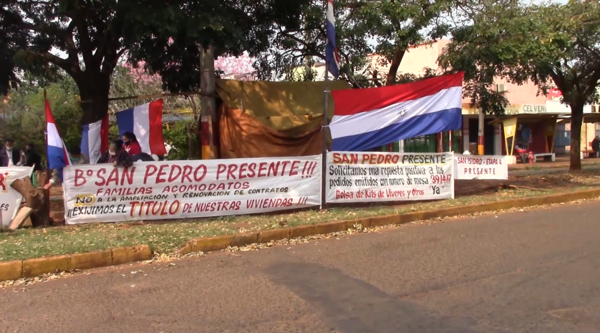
<box><xmin>326</xmin><ymin>0</ymin><xmax>340</xmax><ymax>78</ymax></box>
<box><xmin>330</xmin><ymin>72</ymin><xmax>464</xmax><ymax>151</ymax></box>
<box><xmin>45</xmin><ymin>99</ymin><xmax>71</xmax><ymax>176</ymax></box>
<box><xmin>115</xmin><ymin>100</ymin><xmax>167</xmax><ymax>155</ymax></box>
<box><xmin>81</xmin><ymin>115</ymin><xmax>109</xmax><ymax>164</ymax></box>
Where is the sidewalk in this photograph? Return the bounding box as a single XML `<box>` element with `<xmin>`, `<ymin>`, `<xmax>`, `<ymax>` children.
<box><xmin>508</xmin><ymin>156</ymin><xmax>600</xmax><ymax>171</ymax></box>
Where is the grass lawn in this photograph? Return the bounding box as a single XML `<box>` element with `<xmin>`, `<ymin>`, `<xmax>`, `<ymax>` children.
<box><xmin>2</xmin><ymin>171</ymin><xmax>600</xmax><ymax>262</ymax></box>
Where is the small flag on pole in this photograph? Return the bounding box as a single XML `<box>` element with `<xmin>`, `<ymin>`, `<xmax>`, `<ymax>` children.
<box><xmin>45</xmin><ymin>99</ymin><xmax>71</xmax><ymax>179</ymax></box>
<box><xmin>326</xmin><ymin>0</ymin><xmax>341</xmax><ymax>78</ymax></box>
<box><xmin>81</xmin><ymin>115</ymin><xmax>109</xmax><ymax>164</ymax></box>
<box><xmin>115</xmin><ymin>100</ymin><xmax>167</xmax><ymax>156</ymax></box>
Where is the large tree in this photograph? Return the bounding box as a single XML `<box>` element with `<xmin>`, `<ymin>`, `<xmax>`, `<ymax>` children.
<box><xmin>255</xmin><ymin>0</ymin><xmax>452</xmax><ymax>86</ymax></box>
<box><xmin>439</xmin><ymin>0</ymin><xmax>600</xmax><ymax>170</ymax></box>
<box><xmin>1</xmin><ymin>0</ymin><xmax>308</xmax><ymax>125</ymax></box>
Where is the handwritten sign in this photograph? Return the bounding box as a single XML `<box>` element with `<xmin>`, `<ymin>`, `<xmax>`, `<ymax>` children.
<box><xmin>62</xmin><ymin>156</ymin><xmax>321</xmax><ymax>224</ymax></box>
<box><xmin>326</xmin><ymin>152</ymin><xmax>454</xmax><ymax>203</ymax></box>
<box><xmin>453</xmin><ymin>155</ymin><xmax>508</xmax><ymax>180</ymax></box>
<box><xmin>0</xmin><ymin>166</ymin><xmax>33</xmax><ymax>227</ymax></box>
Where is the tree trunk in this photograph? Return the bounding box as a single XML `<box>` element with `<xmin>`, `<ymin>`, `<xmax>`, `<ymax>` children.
<box><xmin>10</xmin><ymin>177</ymin><xmax>51</xmax><ymax>228</ymax></box>
<box><xmin>569</xmin><ymin>103</ymin><xmax>584</xmax><ymax>171</ymax></box>
<box><xmin>77</xmin><ymin>74</ymin><xmax>112</xmax><ymax>125</ymax></box>
<box><xmin>385</xmin><ymin>48</ymin><xmax>406</xmax><ymax>86</ymax></box>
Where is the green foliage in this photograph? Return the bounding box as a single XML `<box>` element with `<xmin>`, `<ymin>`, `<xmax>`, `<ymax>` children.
<box><xmin>439</xmin><ymin>0</ymin><xmax>600</xmax><ymax>169</ymax></box>
<box><xmin>1</xmin><ymin>0</ymin><xmax>310</xmax><ymax>123</ymax></box>
<box><xmin>3</xmin><ymin>73</ymin><xmax>82</xmax><ymax>158</ymax></box>
<box><xmin>440</xmin><ymin>1</ymin><xmax>600</xmax><ymax>110</ymax></box>
<box><xmin>255</xmin><ymin>0</ymin><xmax>452</xmax><ymax>85</ymax></box>
<box><xmin>163</xmin><ymin>120</ymin><xmax>198</xmax><ymax>160</ymax></box>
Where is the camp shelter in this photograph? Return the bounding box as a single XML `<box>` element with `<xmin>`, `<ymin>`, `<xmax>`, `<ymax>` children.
<box><xmin>216</xmin><ymin>79</ymin><xmax>351</xmax><ymax>158</ymax></box>
<box><xmin>490</xmin><ymin>113</ymin><xmax>568</xmax><ymax>157</ymax></box>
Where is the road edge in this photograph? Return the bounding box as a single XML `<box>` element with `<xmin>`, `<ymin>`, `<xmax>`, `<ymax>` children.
<box><xmin>180</xmin><ymin>188</ymin><xmax>600</xmax><ymax>255</ymax></box>
<box><xmin>2</xmin><ymin>189</ymin><xmax>599</xmax><ymax>283</ymax></box>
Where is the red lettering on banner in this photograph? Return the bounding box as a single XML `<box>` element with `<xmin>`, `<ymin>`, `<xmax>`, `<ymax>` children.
<box><xmin>75</xmin><ymin>169</ymin><xmax>86</xmax><ymax>186</ymax></box>
<box><xmin>156</xmin><ymin>164</ymin><xmax>169</xmax><ymax>183</ymax></box>
<box><xmin>216</xmin><ymin>161</ymin><xmax>306</xmax><ymax>180</ymax></box>
<box><xmin>144</xmin><ymin>164</ymin><xmax>207</xmax><ymax>184</ymax></box>
<box><xmin>128</xmin><ymin>200</ymin><xmax>182</xmax><ymax>217</ymax></box>
<box><xmin>463</xmin><ymin>167</ymin><xmax>496</xmax><ymax>175</ymax></box>
<box><xmin>194</xmin><ymin>201</ymin><xmax>242</xmax><ymax>212</ymax></box>
<box><xmin>93</xmin><ymin>167</ymin><xmax>135</xmax><ymax>186</ymax></box>
<box><xmin>290</xmin><ymin>161</ymin><xmax>300</xmax><ymax>176</ymax></box>
<box><xmin>360</xmin><ymin>154</ymin><xmax>400</xmax><ymax>165</ymax></box>
<box><xmin>457</xmin><ymin>157</ymin><xmax>502</xmax><ymax>166</ymax></box>
<box><xmin>332</xmin><ymin>153</ymin><xmax>359</xmax><ymax>164</ymax></box>
<box><xmin>335</xmin><ymin>190</ymin><xmax>354</xmax><ymax>200</ymax></box>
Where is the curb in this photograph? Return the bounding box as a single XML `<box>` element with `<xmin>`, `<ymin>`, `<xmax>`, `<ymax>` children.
<box><xmin>0</xmin><ymin>245</ymin><xmax>152</xmax><ymax>283</ymax></box>
<box><xmin>179</xmin><ymin>188</ymin><xmax>600</xmax><ymax>256</ymax></box>
<box><xmin>2</xmin><ymin>189</ymin><xmax>600</xmax><ymax>283</ymax></box>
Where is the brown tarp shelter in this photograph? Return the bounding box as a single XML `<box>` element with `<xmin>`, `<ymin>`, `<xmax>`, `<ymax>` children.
<box><xmin>216</xmin><ymin>79</ymin><xmax>351</xmax><ymax>158</ymax></box>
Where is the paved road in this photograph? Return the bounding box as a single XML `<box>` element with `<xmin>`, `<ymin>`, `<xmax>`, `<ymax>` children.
<box><xmin>2</xmin><ymin>202</ymin><xmax>600</xmax><ymax>333</ymax></box>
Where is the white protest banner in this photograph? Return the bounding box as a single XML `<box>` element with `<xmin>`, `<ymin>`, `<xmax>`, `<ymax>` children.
<box><xmin>62</xmin><ymin>156</ymin><xmax>321</xmax><ymax>224</ymax></box>
<box><xmin>0</xmin><ymin>166</ymin><xmax>33</xmax><ymax>227</ymax></box>
<box><xmin>326</xmin><ymin>152</ymin><xmax>453</xmax><ymax>203</ymax></box>
<box><xmin>454</xmin><ymin>154</ymin><xmax>508</xmax><ymax>180</ymax></box>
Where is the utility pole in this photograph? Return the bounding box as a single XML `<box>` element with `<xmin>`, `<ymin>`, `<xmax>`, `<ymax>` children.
<box><xmin>478</xmin><ymin>108</ymin><xmax>485</xmax><ymax>155</ymax></box>
<box><xmin>200</xmin><ymin>44</ymin><xmax>216</xmax><ymax>159</ymax></box>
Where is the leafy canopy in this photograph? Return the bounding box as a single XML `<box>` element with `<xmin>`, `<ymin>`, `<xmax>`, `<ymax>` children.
<box><xmin>1</xmin><ymin>0</ymin><xmax>309</xmax><ymax>123</ymax></box>
<box><xmin>439</xmin><ymin>0</ymin><xmax>600</xmax><ymax>169</ymax></box>
<box><xmin>255</xmin><ymin>0</ymin><xmax>452</xmax><ymax>86</ymax></box>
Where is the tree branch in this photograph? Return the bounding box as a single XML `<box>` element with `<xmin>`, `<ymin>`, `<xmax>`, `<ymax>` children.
<box><xmin>71</xmin><ymin>2</ymin><xmax>95</xmax><ymax>71</ymax></box>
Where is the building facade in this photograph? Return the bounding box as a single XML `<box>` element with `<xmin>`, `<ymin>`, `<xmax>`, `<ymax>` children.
<box><xmin>366</xmin><ymin>39</ymin><xmax>598</xmax><ymax>156</ymax></box>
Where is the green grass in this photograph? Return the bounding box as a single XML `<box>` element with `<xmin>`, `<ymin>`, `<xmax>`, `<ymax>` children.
<box><xmin>1</xmin><ymin>183</ymin><xmax>599</xmax><ymax>262</ymax></box>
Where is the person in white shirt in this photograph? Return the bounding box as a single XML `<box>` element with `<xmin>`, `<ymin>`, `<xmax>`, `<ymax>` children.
<box><xmin>0</xmin><ymin>139</ymin><xmax>20</xmax><ymax>167</ymax></box>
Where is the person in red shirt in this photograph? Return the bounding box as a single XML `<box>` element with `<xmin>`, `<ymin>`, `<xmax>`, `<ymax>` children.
<box><xmin>122</xmin><ymin>132</ymin><xmax>142</xmax><ymax>156</ymax></box>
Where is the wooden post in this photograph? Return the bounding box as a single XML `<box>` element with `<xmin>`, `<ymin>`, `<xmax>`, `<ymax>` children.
<box><xmin>478</xmin><ymin>108</ymin><xmax>485</xmax><ymax>155</ymax></box>
<box><xmin>43</xmin><ymin>89</ymin><xmax>51</xmax><ymax>226</ymax></box>
<box><xmin>200</xmin><ymin>45</ymin><xmax>216</xmax><ymax>159</ymax></box>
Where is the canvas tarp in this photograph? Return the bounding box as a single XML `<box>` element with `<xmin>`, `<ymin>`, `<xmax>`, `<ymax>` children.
<box><xmin>216</xmin><ymin>79</ymin><xmax>351</xmax><ymax>158</ymax></box>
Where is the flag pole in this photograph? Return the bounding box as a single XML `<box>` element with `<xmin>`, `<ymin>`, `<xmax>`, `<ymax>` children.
<box><xmin>43</xmin><ymin>89</ymin><xmax>50</xmax><ymax>227</ymax></box>
<box><xmin>321</xmin><ymin>65</ymin><xmax>329</xmax><ymax>210</ymax></box>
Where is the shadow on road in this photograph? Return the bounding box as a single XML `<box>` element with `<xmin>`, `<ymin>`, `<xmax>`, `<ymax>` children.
<box><xmin>265</xmin><ymin>262</ymin><xmax>502</xmax><ymax>333</ymax></box>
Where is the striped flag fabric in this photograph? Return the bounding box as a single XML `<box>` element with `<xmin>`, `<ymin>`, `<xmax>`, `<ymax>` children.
<box><xmin>45</xmin><ymin>99</ymin><xmax>71</xmax><ymax>176</ymax></box>
<box><xmin>329</xmin><ymin>72</ymin><xmax>464</xmax><ymax>151</ymax></box>
<box><xmin>81</xmin><ymin>115</ymin><xmax>109</xmax><ymax>164</ymax></box>
<box><xmin>325</xmin><ymin>0</ymin><xmax>340</xmax><ymax>78</ymax></box>
<box><xmin>115</xmin><ymin>100</ymin><xmax>167</xmax><ymax>155</ymax></box>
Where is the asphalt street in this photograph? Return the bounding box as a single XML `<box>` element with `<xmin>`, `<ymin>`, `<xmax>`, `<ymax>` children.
<box><xmin>1</xmin><ymin>201</ymin><xmax>600</xmax><ymax>333</ymax></box>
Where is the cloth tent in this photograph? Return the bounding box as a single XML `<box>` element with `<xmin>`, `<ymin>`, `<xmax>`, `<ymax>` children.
<box><xmin>216</xmin><ymin>79</ymin><xmax>351</xmax><ymax>158</ymax></box>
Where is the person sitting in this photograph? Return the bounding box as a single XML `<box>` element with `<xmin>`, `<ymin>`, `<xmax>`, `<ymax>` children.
<box><xmin>69</xmin><ymin>145</ymin><xmax>88</xmax><ymax>165</ymax></box>
<box><xmin>98</xmin><ymin>140</ymin><xmax>133</xmax><ymax>167</ymax></box>
<box><xmin>132</xmin><ymin>152</ymin><xmax>155</xmax><ymax>162</ymax></box>
<box><xmin>122</xmin><ymin>132</ymin><xmax>142</xmax><ymax>156</ymax></box>
<box><xmin>514</xmin><ymin>141</ymin><xmax>528</xmax><ymax>163</ymax></box>
<box><xmin>592</xmin><ymin>136</ymin><xmax>599</xmax><ymax>158</ymax></box>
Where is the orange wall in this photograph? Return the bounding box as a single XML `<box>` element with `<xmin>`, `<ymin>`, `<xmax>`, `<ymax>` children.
<box><xmin>367</xmin><ymin>39</ymin><xmax>548</xmax><ymax>107</ymax></box>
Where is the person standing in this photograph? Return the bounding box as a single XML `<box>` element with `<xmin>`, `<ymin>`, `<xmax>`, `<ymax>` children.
<box><xmin>23</xmin><ymin>143</ymin><xmax>42</xmax><ymax>171</ymax></box>
<box><xmin>45</xmin><ymin>146</ymin><xmax>89</xmax><ymax>190</ymax></box>
<box><xmin>0</xmin><ymin>139</ymin><xmax>20</xmax><ymax>167</ymax></box>
<box><xmin>122</xmin><ymin>132</ymin><xmax>142</xmax><ymax>156</ymax></box>
<box><xmin>592</xmin><ymin>136</ymin><xmax>600</xmax><ymax>158</ymax></box>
